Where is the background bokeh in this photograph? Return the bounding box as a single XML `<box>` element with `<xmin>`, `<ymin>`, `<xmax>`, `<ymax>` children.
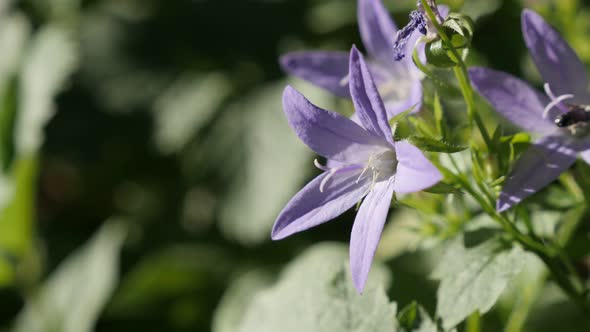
<box><xmin>0</xmin><ymin>0</ymin><xmax>590</xmax><ymax>331</ymax></box>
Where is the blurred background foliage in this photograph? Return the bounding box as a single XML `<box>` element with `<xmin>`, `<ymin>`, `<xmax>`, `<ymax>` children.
<box><xmin>0</xmin><ymin>0</ymin><xmax>589</xmax><ymax>331</ymax></box>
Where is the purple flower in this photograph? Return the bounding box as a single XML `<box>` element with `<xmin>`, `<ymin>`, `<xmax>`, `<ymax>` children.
<box><xmin>392</xmin><ymin>0</ymin><xmax>445</xmax><ymax>61</ymax></box>
<box><xmin>469</xmin><ymin>9</ymin><xmax>590</xmax><ymax>212</ymax></box>
<box><xmin>279</xmin><ymin>0</ymin><xmax>424</xmax><ymax>119</ymax></box>
<box><xmin>272</xmin><ymin>46</ymin><xmax>442</xmax><ymax>293</ymax></box>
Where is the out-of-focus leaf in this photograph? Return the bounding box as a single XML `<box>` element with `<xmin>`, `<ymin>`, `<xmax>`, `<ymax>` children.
<box><xmin>212</xmin><ymin>270</ymin><xmax>274</xmax><ymax>332</ymax></box>
<box><xmin>0</xmin><ymin>157</ymin><xmax>36</xmax><ymax>263</ymax></box>
<box><xmin>219</xmin><ymin>80</ymin><xmax>319</xmax><ymax>245</ymax></box>
<box><xmin>433</xmin><ymin>236</ymin><xmax>526</xmax><ymax>330</ymax></box>
<box><xmin>108</xmin><ymin>245</ymin><xmax>233</xmax><ymax>318</ymax></box>
<box><xmin>398</xmin><ymin>302</ymin><xmax>439</xmax><ymax>332</ymax></box>
<box><xmin>13</xmin><ymin>221</ymin><xmax>127</xmax><ymax>332</ymax></box>
<box><xmin>0</xmin><ymin>13</ymin><xmax>30</xmax><ymax>172</ymax></box>
<box><xmin>17</xmin><ymin>24</ymin><xmax>78</xmax><ymax>155</ymax></box>
<box><xmin>153</xmin><ymin>73</ymin><xmax>230</xmax><ymax>154</ymax></box>
<box><xmin>377</xmin><ymin>209</ymin><xmax>424</xmax><ymax>260</ymax></box>
<box><xmin>31</xmin><ymin>0</ymin><xmax>81</xmax><ymax>20</ymax></box>
<box><xmin>0</xmin><ymin>12</ymin><xmax>30</xmax><ymax>96</ymax></box>
<box><xmin>498</xmin><ymin>253</ymin><xmax>546</xmax><ymax>332</ymax></box>
<box><xmin>0</xmin><ymin>77</ymin><xmax>17</xmax><ymax>171</ymax></box>
<box><xmin>461</xmin><ymin>0</ymin><xmax>501</xmax><ymax>20</ymax></box>
<box><xmin>236</xmin><ymin>243</ymin><xmax>396</xmax><ymax>332</ymax></box>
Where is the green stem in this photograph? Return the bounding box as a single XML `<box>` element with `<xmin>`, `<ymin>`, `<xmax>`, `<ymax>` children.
<box><xmin>419</xmin><ymin>0</ymin><xmax>492</xmax><ymax>150</ymax></box>
<box><xmin>466</xmin><ymin>312</ymin><xmax>481</xmax><ymax>332</ymax></box>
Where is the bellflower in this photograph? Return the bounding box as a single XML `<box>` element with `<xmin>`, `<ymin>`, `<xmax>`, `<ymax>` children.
<box><xmin>469</xmin><ymin>9</ymin><xmax>590</xmax><ymax>212</ymax></box>
<box><xmin>272</xmin><ymin>46</ymin><xmax>442</xmax><ymax>293</ymax></box>
<box><xmin>279</xmin><ymin>0</ymin><xmax>424</xmax><ymax>119</ymax></box>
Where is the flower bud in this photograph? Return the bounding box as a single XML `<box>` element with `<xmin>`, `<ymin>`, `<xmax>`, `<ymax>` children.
<box><xmin>424</xmin><ymin>13</ymin><xmax>475</xmax><ymax>67</ymax></box>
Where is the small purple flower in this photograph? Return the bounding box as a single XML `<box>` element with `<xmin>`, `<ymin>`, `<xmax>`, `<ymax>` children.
<box><xmin>272</xmin><ymin>46</ymin><xmax>442</xmax><ymax>293</ymax></box>
<box><xmin>279</xmin><ymin>0</ymin><xmax>424</xmax><ymax>119</ymax></box>
<box><xmin>392</xmin><ymin>0</ymin><xmax>444</xmax><ymax>61</ymax></box>
<box><xmin>469</xmin><ymin>9</ymin><xmax>590</xmax><ymax>212</ymax></box>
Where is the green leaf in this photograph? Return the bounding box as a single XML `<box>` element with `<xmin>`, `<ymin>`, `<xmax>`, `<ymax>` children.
<box><xmin>218</xmin><ymin>80</ymin><xmax>314</xmax><ymax>245</ymax></box>
<box><xmin>212</xmin><ymin>270</ymin><xmax>274</xmax><ymax>332</ymax></box>
<box><xmin>17</xmin><ymin>24</ymin><xmax>78</xmax><ymax>155</ymax></box>
<box><xmin>433</xmin><ymin>236</ymin><xmax>527</xmax><ymax>330</ymax></box>
<box><xmin>13</xmin><ymin>221</ymin><xmax>127</xmax><ymax>332</ymax></box>
<box><xmin>0</xmin><ymin>77</ymin><xmax>18</xmax><ymax>171</ymax></box>
<box><xmin>398</xmin><ymin>302</ymin><xmax>439</xmax><ymax>332</ymax></box>
<box><xmin>389</xmin><ymin>106</ymin><xmax>415</xmax><ymax>127</ymax></box>
<box><xmin>0</xmin><ymin>156</ymin><xmax>38</xmax><ymax>263</ymax></box>
<box><xmin>236</xmin><ymin>243</ymin><xmax>397</xmax><ymax>332</ymax></box>
<box><xmin>407</xmin><ymin>136</ymin><xmax>467</xmax><ymax>153</ymax></box>
<box><xmin>108</xmin><ymin>245</ymin><xmax>234</xmax><ymax>318</ymax></box>
<box><xmin>153</xmin><ymin>73</ymin><xmax>231</xmax><ymax>154</ymax></box>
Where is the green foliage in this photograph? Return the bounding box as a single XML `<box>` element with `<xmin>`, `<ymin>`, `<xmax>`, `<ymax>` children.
<box><xmin>433</xmin><ymin>235</ymin><xmax>528</xmax><ymax>330</ymax></box>
<box><xmin>233</xmin><ymin>243</ymin><xmax>397</xmax><ymax>332</ymax></box>
<box><xmin>218</xmin><ymin>81</ymin><xmax>316</xmax><ymax>245</ymax></box>
<box><xmin>13</xmin><ymin>221</ymin><xmax>126</xmax><ymax>332</ymax></box>
<box><xmin>398</xmin><ymin>302</ymin><xmax>442</xmax><ymax>332</ymax></box>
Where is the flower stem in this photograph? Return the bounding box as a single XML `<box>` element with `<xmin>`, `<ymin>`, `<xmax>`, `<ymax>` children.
<box><xmin>418</xmin><ymin>0</ymin><xmax>493</xmax><ymax>151</ymax></box>
<box><xmin>466</xmin><ymin>312</ymin><xmax>481</xmax><ymax>332</ymax></box>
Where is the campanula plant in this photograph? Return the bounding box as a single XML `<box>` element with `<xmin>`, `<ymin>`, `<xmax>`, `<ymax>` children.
<box><xmin>263</xmin><ymin>1</ymin><xmax>590</xmax><ymax>330</ymax></box>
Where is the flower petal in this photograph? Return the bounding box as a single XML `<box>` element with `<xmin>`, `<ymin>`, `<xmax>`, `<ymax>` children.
<box><xmin>522</xmin><ymin>9</ymin><xmax>590</xmax><ymax>103</ymax></box>
<box><xmin>393</xmin><ymin>141</ymin><xmax>442</xmax><ymax>193</ymax></box>
<box><xmin>280</xmin><ymin>51</ymin><xmax>351</xmax><ymax>97</ymax></box>
<box><xmin>349</xmin><ymin>46</ymin><xmax>395</xmax><ymax>146</ymax></box>
<box><xmin>283</xmin><ymin>86</ymin><xmax>388</xmax><ymax>163</ymax></box>
<box><xmin>497</xmin><ymin>135</ymin><xmax>578</xmax><ymax>212</ymax></box>
<box><xmin>350</xmin><ymin>179</ymin><xmax>395</xmax><ymax>293</ymax></box>
<box><xmin>382</xmin><ymin>78</ymin><xmax>423</xmax><ymax>119</ymax></box>
<box><xmin>469</xmin><ymin>67</ymin><xmax>555</xmax><ymax>134</ymax></box>
<box><xmin>272</xmin><ymin>168</ymin><xmax>369</xmax><ymax>240</ymax></box>
<box><xmin>358</xmin><ymin>0</ymin><xmax>398</xmax><ymax>67</ymax></box>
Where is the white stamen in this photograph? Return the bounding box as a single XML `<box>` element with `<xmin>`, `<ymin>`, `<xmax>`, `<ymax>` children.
<box><xmin>544</xmin><ymin>83</ymin><xmax>557</xmax><ymax>100</ymax></box>
<box><xmin>314</xmin><ymin>159</ymin><xmax>329</xmax><ymax>171</ymax></box>
<box><xmin>319</xmin><ymin>171</ymin><xmax>336</xmax><ymax>193</ymax></box>
<box><xmin>543</xmin><ymin>93</ymin><xmax>574</xmax><ymax>119</ymax></box>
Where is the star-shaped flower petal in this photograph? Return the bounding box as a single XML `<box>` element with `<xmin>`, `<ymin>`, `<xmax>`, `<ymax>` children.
<box><xmin>272</xmin><ymin>46</ymin><xmax>442</xmax><ymax>293</ymax></box>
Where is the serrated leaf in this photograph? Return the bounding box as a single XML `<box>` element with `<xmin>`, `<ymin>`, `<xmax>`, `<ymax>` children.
<box><xmin>236</xmin><ymin>243</ymin><xmax>397</xmax><ymax>332</ymax></box>
<box><xmin>433</xmin><ymin>236</ymin><xmax>527</xmax><ymax>330</ymax></box>
<box><xmin>13</xmin><ymin>221</ymin><xmax>126</xmax><ymax>332</ymax></box>
<box><xmin>407</xmin><ymin>136</ymin><xmax>467</xmax><ymax>153</ymax></box>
